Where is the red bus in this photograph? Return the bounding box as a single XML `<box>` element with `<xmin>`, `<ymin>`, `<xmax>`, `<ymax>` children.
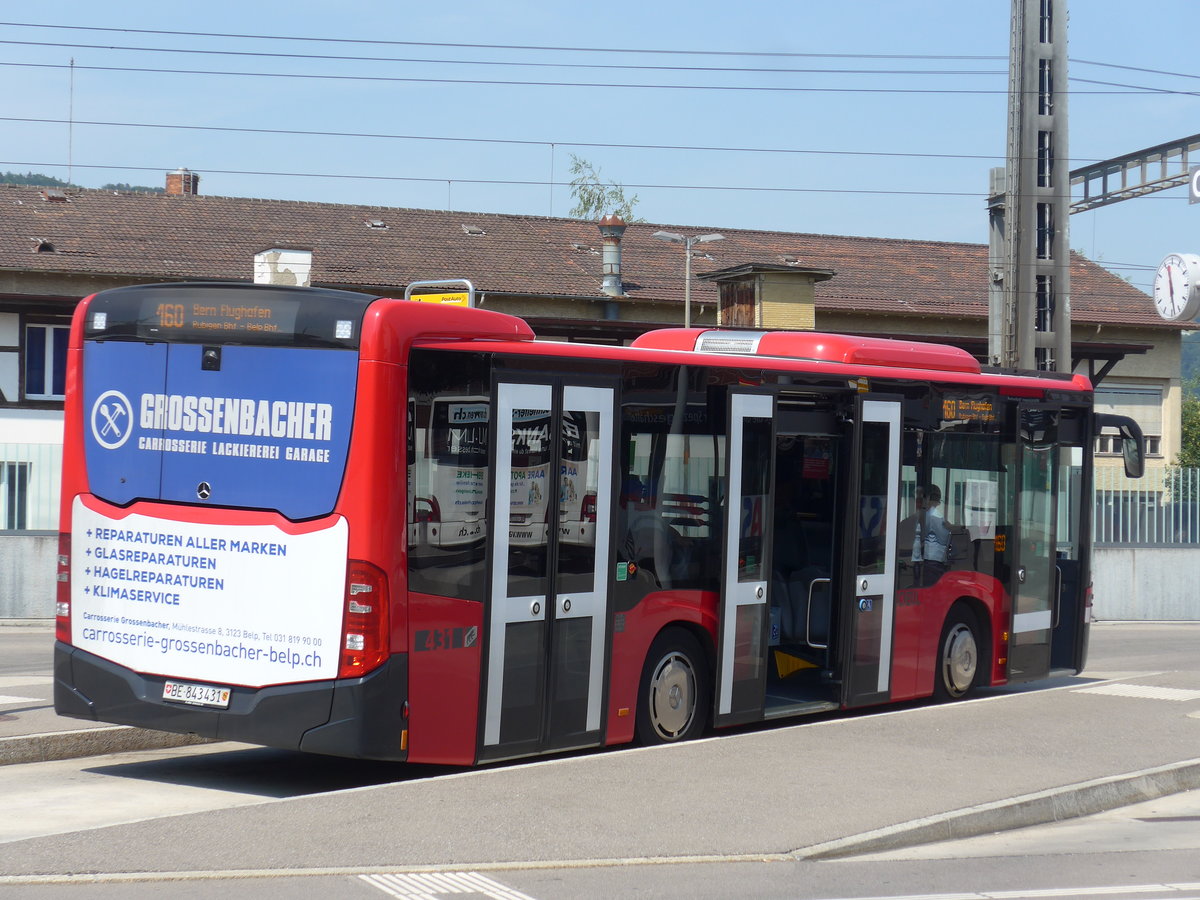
<box><xmin>54</xmin><ymin>282</ymin><xmax>1143</xmax><ymax>763</ymax></box>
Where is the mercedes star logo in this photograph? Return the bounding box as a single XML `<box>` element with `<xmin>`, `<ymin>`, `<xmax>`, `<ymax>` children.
<box><xmin>196</xmin><ymin>482</ymin><xmax>212</xmax><ymax>500</ymax></box>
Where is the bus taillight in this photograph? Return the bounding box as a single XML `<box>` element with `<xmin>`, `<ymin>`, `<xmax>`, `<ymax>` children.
<box><xmin>55</xmin><ymin>533</ymin><xmax>71</xmax><ymax>644</ymax></box>
<box><xmin>582</xmin><ymin>493</ymin><xmax>597</xmax><ymax>523</ymax></box>
<box><xmin>340</xmin><ymin>560</ymin><xmax>390</xmax><ymax>678</ymax></box>
<box><xmin>414</xmin><ymin>496</ymin><xmax>439</xmax><ymax>523</ymax></box>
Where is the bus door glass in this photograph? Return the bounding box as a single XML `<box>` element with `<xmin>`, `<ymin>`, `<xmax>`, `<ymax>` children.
<box><xmin>483</xmin><ymin>381</ymin><xmax>615</xmax><ymax>758</ymax></box>
<box><xmin>1051</xmin><ymin>410</ymin><xmax>1088</xmax><ymax>671</ymax></box>
<box><xmin>1007</xmin><ymin>405</ymin><xmax>1059</xmax><ymax>682</ymax></box>
<box><xmin>714</xmin><ymin>392</ymin><xmax>775</xmax><ymax>727</ymax></box>
<box><xmin>842</xmin><ymin>397</ymin><xmax>901</xmax><ymax>708</ymax></box>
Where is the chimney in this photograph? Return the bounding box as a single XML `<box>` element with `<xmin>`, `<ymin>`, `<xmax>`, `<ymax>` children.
<box><xmin>165</xmin><ymin>167</ymin><xmax>200</xmax><ymax>196</ymax></box>
<box><xmin>598</xmin><ymin>214</ymin><xmax>627</xmax><ymax>297</ymax></box>
<box><xmin>254</xmin><ymin>248</ymin><xmax>313</xmax><ymax>287</ymax></box>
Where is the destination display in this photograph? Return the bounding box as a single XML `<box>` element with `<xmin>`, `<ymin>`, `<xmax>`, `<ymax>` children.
<box><xmin>81</xmin><ymin>283</ymin><xmax>375</xmax><ymax>349</ymax></box>
<box><xmin>141</xmin><ymin>294</ymin><xmax>300</xmax><ymax>338</ymax></box>
<box><xmin>71</xmin><ymin>497</ymin><xmax>348</xmax><ymax>688</ymax></box>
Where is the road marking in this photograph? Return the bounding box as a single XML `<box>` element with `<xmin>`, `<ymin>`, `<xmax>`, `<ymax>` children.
<box><xmin>361</xmin><ymin>871</ymin><xmax>538</xmax><ymax>899</ymax></box>
<box><xmin>805</xmin><ymin>883</ymin><xmax>1200</xmax><ymax>900</ymax></box>
<box><xmin>0</xmin><ymin>695</ymin><xmax>40</xmax><ymax>706</ymax></box>
<box><xmin>1073</xmin><ymin>683</ymin><xmax>1200</xmax><ymax>702</ymax></box>
<box><xmin>0</xmin><ymin>676</ymin><xmax>51</xmax><ymax>689</ymax></box>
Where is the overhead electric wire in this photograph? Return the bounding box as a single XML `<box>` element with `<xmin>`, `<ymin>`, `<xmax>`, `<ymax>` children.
<box><xmin>0</xmin><ymin>158</ymin><xmax>988</xmax><ymax>198</ymax></box>
<box><xmin>0</xmin><ymin>59</ymin><xmax>1177</xmax><ymax>95</ymax></box>
<box><xmin>0</xmin><ymin>158</ymin><xmax>1178</xmax><ymax>209</ymax></box>
<box><xmin>0</xmin><ymin>39</ymin><xmax>1006</xmax><ymax>77</ymax></box>
<box><xmin>0</xmin><ymin>59</ymin><xmax>1009</xmax><ymax>92</ymax></box>
<box><xmin>2</xmin><ymin>115</ymin><xmax>1161</xmax><ymax>171</ymax></box>
<box><xmin>1074</xmin><ymin>58</ymin><xmax>1200</xmax><ymax>81</ymax></box>
<box><xmin>0</xmin><ymin>115</ymin><xmax>1011</xmax><ymax>162</ymax></box>
<box><xmin>0</xmin><ymin>21</ymin><xmax>1008</xmax><ymax>60</ymax></box>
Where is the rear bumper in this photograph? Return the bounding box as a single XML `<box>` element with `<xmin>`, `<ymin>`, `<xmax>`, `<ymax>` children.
<box><xmin>54</xmin><ymin>641</ymin><xmax>408</xmax><ymax>761</ymax></box>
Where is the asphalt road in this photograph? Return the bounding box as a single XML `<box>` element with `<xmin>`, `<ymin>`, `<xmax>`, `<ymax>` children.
<box><xmin>0</xmin><ymin>621</ymin><xmax>1197</xmax><ymax>895</ymax></box>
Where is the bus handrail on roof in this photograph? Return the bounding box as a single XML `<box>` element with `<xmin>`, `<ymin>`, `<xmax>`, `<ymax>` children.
<box><xmin>404</xmin><ymin>279</ymin><xmax>476</xmax><ymax>307</ymax></box>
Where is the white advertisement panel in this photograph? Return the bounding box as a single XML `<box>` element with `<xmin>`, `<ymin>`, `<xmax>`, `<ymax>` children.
<box><xmin>71</xmin><ymin>497</ymin><xmax>347</xmax><ymax>687</ymax></box>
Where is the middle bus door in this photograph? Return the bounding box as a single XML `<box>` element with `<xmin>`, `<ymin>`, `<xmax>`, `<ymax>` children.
<box><xmin>714</xmin><ymin>391</ymin><xmax>777</xmax><ymax>727</ymax></box>
<box><xmin>841</xmin><ymin>396</ymin><xmax>901</xmax><ymax>708</ymax></box>
<box><xmin>481</xmin><ymin>381</ymin><xmax>616</xmax><ymax>760</ymax></box>
<box><xmin>1006</xmin><ymin>404</ymin><xmax>1059</xmax><ymax>683</ymax></box>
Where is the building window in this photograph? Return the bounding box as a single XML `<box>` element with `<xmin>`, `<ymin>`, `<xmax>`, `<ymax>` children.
<box><xmin>1094</xmin><ymin>383</ymin><xmax>1163</xmax><ymax>459</ymax></box>
<box><xmin>24</xmin><ymin>324</ymin><xmax>69</xmax><ymax>400</ymax></box>
<box><xmin>1096</xmin><ymin>432</ymin><xmax>1160</xmax><ymax>458</ymax></box>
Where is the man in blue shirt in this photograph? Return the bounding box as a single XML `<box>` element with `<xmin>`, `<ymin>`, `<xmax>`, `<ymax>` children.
<box><xmin>913</xmin><ymin>484</ymin><xmax>953</xmax><ymax>586</ymax></box>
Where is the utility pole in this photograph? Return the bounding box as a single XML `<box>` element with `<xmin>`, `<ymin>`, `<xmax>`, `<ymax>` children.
<box><xmin>989</xmin><ymin>0</ymin><xmax>1072</xmax><ymax>372</ymax></box>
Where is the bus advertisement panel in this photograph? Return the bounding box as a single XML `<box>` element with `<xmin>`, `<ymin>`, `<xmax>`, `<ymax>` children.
<box><xmin>70</xmin><ymin>496</ymin><xmax>347</xmax><ymax>688</ymax></box>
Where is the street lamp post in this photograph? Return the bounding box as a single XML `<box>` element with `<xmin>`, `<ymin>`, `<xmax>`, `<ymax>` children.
<box><xmin>653</xmin><ymin>230</ymin><xmax>724</xmax><ymax>329</ymax></box>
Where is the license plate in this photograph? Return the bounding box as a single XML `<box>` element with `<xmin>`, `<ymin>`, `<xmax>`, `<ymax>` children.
<box><xmin>162</xmin><ymin>680</ymin><xmax>231</xmax><ymax>709</ymax></box>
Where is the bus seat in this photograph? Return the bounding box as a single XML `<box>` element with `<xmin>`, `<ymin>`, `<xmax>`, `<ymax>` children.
<box><xmin>628</xmin><ymin>514</ymin><xmax>684</xmax><ymax>586</ymax></box>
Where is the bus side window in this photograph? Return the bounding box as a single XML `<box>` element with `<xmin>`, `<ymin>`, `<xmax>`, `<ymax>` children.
<box><xmin>406</xmin><ymin>350</ymin><xmax>491</xmax><ymax>603</ymax></box>
<box><xmin>618</xmin><ymin>425</ymin><xmax>722</xmax><ymax>591</ymax></box>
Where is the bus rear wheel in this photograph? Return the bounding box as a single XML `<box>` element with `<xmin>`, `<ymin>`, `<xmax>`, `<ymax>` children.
<box><xmin>934</xmin><ymin>605</ymin><xmax>980</xmax><ymax>701</ymax></box>
<box><xmin>636</xmin><ymin>628</ymin><xmax>710</xmax><ymax>745</ymax></box>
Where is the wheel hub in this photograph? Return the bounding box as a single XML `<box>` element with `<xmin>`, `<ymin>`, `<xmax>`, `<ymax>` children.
<box><xmin>651</xmin><ymin>654</ymin><xmax>696</xmax><ymax>739</ymax></box>
<box><xmin>944</xmin><ymin>623</ymin><xmax>978</xmax><ymax>695</ymax></box>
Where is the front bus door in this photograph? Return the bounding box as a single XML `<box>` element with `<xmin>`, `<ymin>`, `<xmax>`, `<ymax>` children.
<box><xmin>714</xmin><ymin>391</ymin><xmax>776</xmax><ymax>727</ymax></box>
<box><xmin>842</xmin><ymin>397</ymin><xmax>901</xmax><ymax>708</ymax></box>
<box><xmin>1007</xmin><ymin>404</ymin><xmax>1059</xmax><ymax>683</ymax></box>
<box><xmin>482</xmin><ymin>381</ymin><xmax>616</xmax><ymax>760</ymax></box>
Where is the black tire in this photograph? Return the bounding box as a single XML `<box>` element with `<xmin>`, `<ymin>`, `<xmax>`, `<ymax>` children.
<box><xmin>933</xmin><ymin>605</ymin><xmax>981</xmax><ymax>701</ymax></box>
<box><xmin>635</xmin><ymin>628</ymin><xmax>711</xmax><ymax>745</ymax></box>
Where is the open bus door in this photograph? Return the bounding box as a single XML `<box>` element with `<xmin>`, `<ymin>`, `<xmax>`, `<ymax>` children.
<box><xmin>840</xmin><ymin>397</ymin><xmax>902</xmax><ymax>708</ymax></box>
<box><xmin>713</xmin><ymin>391</ymin><xmax>776</xmax><ymax>727</ymax></box>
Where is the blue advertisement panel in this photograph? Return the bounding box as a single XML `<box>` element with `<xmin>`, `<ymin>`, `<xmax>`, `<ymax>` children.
<box><xmin>82</xmin><ymin>341</ymin><xmax>168</xmax><ymax>506</ymax></box>
<box><xmin>83</xmin><ymin>342</ymin><xmax>359</xmax><ymax>520</ymax></box>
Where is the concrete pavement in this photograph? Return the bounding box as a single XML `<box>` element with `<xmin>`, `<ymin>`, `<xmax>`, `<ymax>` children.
<box><xmin>0</xmin><ymin>621</ymin><xmax>209</xmax><ymax>765</ymax></box>
<box><xmin>1</xmin><ymin>620</ymin><xmax>1199</xmax><ymax>872</ymax></box>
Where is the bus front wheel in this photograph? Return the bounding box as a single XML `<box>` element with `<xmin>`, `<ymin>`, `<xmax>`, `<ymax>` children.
<box><xmin>934</xmin><ymin>605</ymin><xmax>980</xmax><ymax>701</ymax></box>
<box><xmin>636</xmin><ymin>628</ymin><xmax>710</xmax><ymax>745</ymax></box>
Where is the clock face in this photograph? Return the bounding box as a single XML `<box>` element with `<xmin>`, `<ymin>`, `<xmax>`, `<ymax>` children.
<box><xmin>1153</xmin><ymin>253</ymin><xmax>1200</xmax><ymax>321</ymax></box>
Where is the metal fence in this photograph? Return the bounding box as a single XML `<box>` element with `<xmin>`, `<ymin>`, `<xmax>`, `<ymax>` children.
<box><xmin>1094</xmin><ymin>465</ymin><xmax>1200</xmax><ymax>546</ymax></box>
<box><xmin>0</xmin><ymin>443</ymin><xmax>62</xmax><ymax>531</ymax></box>
<box><xmin>0</xmin><ymin>441</ymin><xmax>1195</xmax><ymax>546</ymax></box>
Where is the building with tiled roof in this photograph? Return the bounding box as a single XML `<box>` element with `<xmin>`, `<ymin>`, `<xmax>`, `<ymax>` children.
<box><xmin>0</xmin><ymin>174</ymin><xmax>1181</xmax><ymax>509</ymax></box>
<box><xmin>0</xmin><ymin>171</ymin><xmax>1183</xmax><ymax>616</ymax></box>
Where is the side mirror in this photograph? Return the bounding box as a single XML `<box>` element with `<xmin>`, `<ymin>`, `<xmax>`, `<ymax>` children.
<box><xmin>1095</xmin><ymin>413</ymin><xmax>1145</xmax><ymax>479</ymax></box>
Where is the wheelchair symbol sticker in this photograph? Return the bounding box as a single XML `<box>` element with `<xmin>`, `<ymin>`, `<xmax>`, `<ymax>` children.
<box><xmin>91</xmin><ymin>391</ymin><xmax>134</xmax><ymax>450</ymax></box>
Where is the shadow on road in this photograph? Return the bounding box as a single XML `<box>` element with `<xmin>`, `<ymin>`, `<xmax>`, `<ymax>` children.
<box><xmin>84</xmin><ymin>746</ymin><xmax>466</xmax><ymax>798</ymax></box>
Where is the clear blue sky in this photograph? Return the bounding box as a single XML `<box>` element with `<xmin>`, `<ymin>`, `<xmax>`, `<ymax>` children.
<box><xmin>1</xmin><ymin>2</ymin><xmax>1196</xmax><ymax>298</ymax></box>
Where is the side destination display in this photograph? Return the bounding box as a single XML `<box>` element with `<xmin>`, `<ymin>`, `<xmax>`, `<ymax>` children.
<box><xmin>82</xmin><ymin>343</ymin><xmax>358</xmax><ymax>520</ymax></box>
<box><xmin>71</xmin><ymin>496</ymin><xmax>348</xmax><ymax>687</ymax></box>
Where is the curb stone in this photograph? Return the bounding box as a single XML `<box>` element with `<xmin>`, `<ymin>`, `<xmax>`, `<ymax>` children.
<box><xmin>0</xmin><ymin>726</ymin><xmax>215</xmax><ymax>766</ymax></box>
<box><xmin>795</xmin><ymin>757</ymin><xmax>1200</xmax><ymax>859</ymax></box>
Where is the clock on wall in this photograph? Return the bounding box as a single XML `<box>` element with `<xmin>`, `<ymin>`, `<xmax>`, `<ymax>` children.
<box><xmin>1153</xmin><ymin>253</ymin><xmax>1200</xmax><ymax>321</ymax></box>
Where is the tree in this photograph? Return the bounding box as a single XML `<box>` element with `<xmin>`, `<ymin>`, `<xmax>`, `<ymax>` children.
<box><xmin>567</xmin><ymin>154</ymin><xmax>642</xmax><ymax>222</ymax></box>
<box><xmin>1176</xmin><ymin>377</ymin><xmax>1200</xmax><ymax>468</ymax></box>
<box><xmin>1165</xmin><ymin>376</ymin><xmax>1200</xmax><ymax>504</ymax></box>
<box><xmin>100</xmin><ymin>183</ymin><xmax>165</xmax><ymax>194</ymax></box>
<box><xmin>1</xmin><ymin>171</ymin><xmax>71</xmax><ymax>187</ymax></box>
